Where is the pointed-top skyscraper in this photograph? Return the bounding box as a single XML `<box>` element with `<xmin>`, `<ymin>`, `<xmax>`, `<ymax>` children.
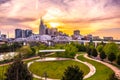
<box><xmin>39</xmin><ymin>18</ymin><xmax>46</xmax><ymax>35</ymax></box>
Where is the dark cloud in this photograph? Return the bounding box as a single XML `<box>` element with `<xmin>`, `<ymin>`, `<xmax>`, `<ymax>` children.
<box><xmin>104</xmin><ymin>0</ymin><xmax>120</xmax><ymax>8</ymax></box>
<box><xmin>0</xmin><ymin>0</ymin><xmax>11</xmax><ymax>5</ymax></box>
<box><xmin>110</xmin><ymin>0</ymin><xmax>120</xmax><ymax>6</ymax></box>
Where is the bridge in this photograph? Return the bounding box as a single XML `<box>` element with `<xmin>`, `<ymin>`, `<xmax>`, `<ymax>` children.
<box><xmin>39</xmin><ymin>49</ymin><xmax>65</xmax><ymax>53</ymax></box>
<box><xmin>70</xmin><ymin>40</ymin><xmax>120</xmax><ymax>47</ymax></box>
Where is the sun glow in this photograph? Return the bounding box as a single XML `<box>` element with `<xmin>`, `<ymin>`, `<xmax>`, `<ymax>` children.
<box><xmin>43</xmin><ymin>7</ymin><xmax>63</xmax><ymax>20</ymax></box>
<box><xmin>49</xmin><ymin>22</ymin><xmax>60</xmax><ymax>28</ymax></box>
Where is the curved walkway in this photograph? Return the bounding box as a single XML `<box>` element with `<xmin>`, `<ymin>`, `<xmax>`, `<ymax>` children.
<box><xmin>0</xmin><ymin>56</ymin><xmax>40</xmax><ymax>66</ymax></box>
<box><xmin>27</xmin><ymin>55</ymin><xmax>96</xmax><ymax>80</ymax></box>
<box><xmin>28</xmin><ymin>58</ymin><xmax>70</xmax><ymax>80</ymax></box>
<box><xmin>75</xmin><ymin>54</ymin><xmax>96</xmax><ymax>79</ymax></box>
<box><xmin>84</xmin><ymin>54</ymin><xmax>120</xmax><ymax>79</ymax></box>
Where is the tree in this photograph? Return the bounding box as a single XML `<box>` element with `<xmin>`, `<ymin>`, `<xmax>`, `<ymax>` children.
<box><xmin>96</xmin><ymin>45</ymin><xmax>103</xmax><ymax>52</ymax></box>
<box><xmin>107</xmin><ymin>73</ymin><xmax>118</xmax><ymax>80</ymax></box>
<box><xmin>103</xmin><ymin>43</ymin><xmax>119</xmax><ymax>56</ymax></box>
<box><xmin>86</xmin><ymin>44</ymin><xmax>94</xmax><ymax>56</ymax></box>
<box><xmin>32</xmin><ymin>46</ymin><xmax>39</xmax><ymax>55</ymax></box>
<box><xmin>11</xmin><ymin>42</ymin><xmax>22</xmax><ymax>51</ymax></box>
<box><xmin>64</xmin><ymin>44</ymin><xmax>78</xmax><ymax>58</ymax></box>
<box><xmin>87</xmin><ymin>48</ymin><xmax>92</xmax><ymax>56</ymax></box>
<box><xmin>17</xmin><ymin>46</ymin><xmax>34</xmax><ymax>58</ymax></box>
<box><xmin>91</xmin><ymin>48</ymin><xmax>98</xmax><ymax>57</ymax></box>
<box><xmin>0</xmin><ymin>44</ymin><xmax>9</xmax><ymax>53</ymax></box>
<box><xmin>5</xmin><ymin>55</ymin><xmax>33</xmax><ymax>80</ymax></box>
<box><xmin>55</xmin><ymin>44</ymin><xmax>78</xmax><ymax>58</ymax></box>
<box><xmin>61</xmin><ymin>65</ymin><xmax>84</xmax><ymax>80</ymax></box>
<box><xmin>108</xmin><ymin>53</ymin><xmax>116</xmax><ymax>62</ymax></box>
<box><xmin>76</xmin><ymin>44</ymin><xmax>86</xmax><ymax>52</ymax></box>
<box><xmin>100</xmin><ymin>50</ymin><xmax>107</xmax><ymax>60</ymax></box>
<box><xmin>116</xmin><ymin>54</ymin><xmax>120</xmax><ymax>65</ymax></box>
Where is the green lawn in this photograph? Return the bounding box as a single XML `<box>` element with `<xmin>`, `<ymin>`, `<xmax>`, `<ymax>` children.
<box><xmin>0</xmin><ymin>65</ymin><xmax>9</xmax><ymax>79</ymax></box>
<box><xmin>46</xmin><ymin>53</ymin><xmax>57</xmax><ymax>57</ymax></box>
<box><xmin>77</xmin><ymin>55</ymin><xmax>113</xmax><ymax>80</ymax></box>
<box><xmin>33</xmin><ymin>78</ymin><xmax>41</xmax><ymax>80</ymax></box>
<box><xmin>29</xmin><ymin>60</ymin><xmax>90</xmax><ymax>79</ymax></box>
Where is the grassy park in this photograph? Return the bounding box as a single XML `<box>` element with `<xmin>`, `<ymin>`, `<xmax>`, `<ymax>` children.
<box><xmin>29</xmin><ymin>60</ymin><xmax>90</xmax><ymax>79</ymax></box>
<box><xmin>0</xmin><ymin>42</ymin><xmax>119</xmax><ymax>80</ymax></box>
<box><xmin>0</xmin><ymin>54</ymin><xmax>115</xmax><ymax>80</ymax></box>
<box><xmin>77</xmin><ymin>54</ymin><xmax>113</xmax><ymax>80</ymax></box>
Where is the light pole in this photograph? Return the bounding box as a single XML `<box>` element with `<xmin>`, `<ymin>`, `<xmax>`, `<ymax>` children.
<box><xmin>43</xmin><ymin>72</ymin><xmax>48</xmax><ymax>80</ymax></box>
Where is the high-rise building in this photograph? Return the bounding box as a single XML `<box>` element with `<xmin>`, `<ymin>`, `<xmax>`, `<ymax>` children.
<box><xmin>45</xmin><ymin>28</ymin><xmax>51</xmax><ymax>35</ymax></box>
<box><xmin>39</xmin><ymin>18</ymin><xmax>46</xmax><ymax>35</ymax></box>
<box><xmin>22</xmin><ymin>30</ymin><xmax>26</xmax><ymax>38</ymax></box>
<box><xmin>74</xmin><ymin>30</ymin><xmax>80</xmax><ymax>35</ymax></box>
<box><xmin>15</xmin><ymin>29</ymin><xmax>32</xmax><ymax>38</ymax></box>
<box><xmin>25</xmin><ymin>29</ymin><xmax>32</xmax><ymax>37</ymax></box>
<box><xmin>15</xmin><ymin>29</ymin><xmax>22</xmax><ymax>38</ymax></box>
<box><xmin>1</xmin><ymin>34</ymin><xmax>7</xmax><ymax>39</ymax></box>
<box><xmin>51</xmin><ymin>28</ymin><xmax>58</xmax><ymax>36</ymax></box>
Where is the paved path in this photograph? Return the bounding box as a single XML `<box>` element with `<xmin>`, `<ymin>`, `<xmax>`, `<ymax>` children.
<box><xmin>0</xmin><ymin>56</ymin><xmax>40</xmax><ymax>66</ymax></box>
<box><xmin>84</xmin><ymin>54</ymin><xmax>120</xmax><ymax>79</ymax></box>
<box><xmin>27</xmin><ymin>55</ymin><xmax>96</xmax><ymax>80</ymax></box>
<box><xmin>75</xmin><ymin>54</ymin><xmax>96</xmax><ymax>79</ymax></box>
<box><xmin>27</xmin><ymin>58</ymin><xmax>70</xmax><ymax>80</ymax></box>
<box><xmin>0</xmin><ymin>52</ymin><xmax>55</xmax><ymax>67</ymax></box>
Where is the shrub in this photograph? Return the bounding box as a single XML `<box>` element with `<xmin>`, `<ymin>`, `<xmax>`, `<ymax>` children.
<box><xmin>100</xmin><ymin>50</ymin><xmax>107</xmax><ymax>60</ymax></box>
<box><xmin>91</xmin><ymin>48</ymin><xmax>98</xmax><ymax>57</ymax></box>
<box><xmin>76</xmin><ymin>44</ymin><xmax>86</xmax><ymax>52</ymax></box>
<box><xmin>108</xmin><ymin>53</ymin><xmax>116</xmax><ymax>62</ymax></box>
<box><xmin>107</xmin><ymin>73</ymin><xmax>118</xmax><ymax>80</ymax></box>
<box><xmin>116</xmin><ymin>54</ymin><xmax>120</xmax><ymax>65</ymax></box>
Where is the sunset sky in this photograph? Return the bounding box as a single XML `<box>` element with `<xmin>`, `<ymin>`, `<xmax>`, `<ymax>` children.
<box><xmin>0</xmin><ymin>0</ymin><xmax>120</xmax><ymax>39</ymax></box>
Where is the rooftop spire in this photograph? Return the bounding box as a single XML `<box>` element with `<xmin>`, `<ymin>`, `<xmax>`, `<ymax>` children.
<box><xmin>40</xmin><ymin>17</ymin><xmax>43</xmax><ymax>22</ymax></box>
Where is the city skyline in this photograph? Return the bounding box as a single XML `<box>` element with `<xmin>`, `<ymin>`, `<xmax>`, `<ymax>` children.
<box><xmin>0</xmin><ymin>0</ymin><xmax>120</xmax><ymax>39</ymax></box>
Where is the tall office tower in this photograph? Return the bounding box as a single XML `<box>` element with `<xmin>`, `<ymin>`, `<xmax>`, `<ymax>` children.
<box><xmin>39</xmin><ymin>18</ymin><xmax>46</xmax><ymax>35</ymax></box>
<box><xmin>22</xmin><ymin>30</ymin><xmax>26</xmax><ymax>38</ymax></box>
<box><xmin>45</xmin><ymin>28</ymin><xmax>51</xmax><ymax>35</ymax></box>
<box><xmin>25</xmin><ymin>29</ymin><xmax>32</xmax><ymax>37</ymax></box>
<box><xmin>15</xmin><ymin>29</ymin><xmax>22</xmax><ymax>38</ymax></box>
